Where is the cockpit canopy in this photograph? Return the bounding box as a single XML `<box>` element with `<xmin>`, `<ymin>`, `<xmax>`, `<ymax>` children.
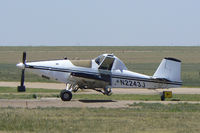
<box><xmin>93</xmin><ymin>54</ymin><xmax>127</xmax><ymax>71</ymax></box>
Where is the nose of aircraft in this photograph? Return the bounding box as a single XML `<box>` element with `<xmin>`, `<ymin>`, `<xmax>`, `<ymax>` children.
<box><xmin>16</xmin><ymin>63</ymin><xmax>25</xmax><ymax>69</ymax></box>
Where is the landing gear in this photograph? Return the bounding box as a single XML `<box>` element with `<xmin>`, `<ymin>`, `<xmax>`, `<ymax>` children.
<box><xmin>93</xmin><ymin>87</ymin><xmax>112</xmax><ymax>96</ymax></box>
<box><xmin>60</xmin><ymin>83</ymin><xmax>82</xmax><ymax>101</ymax></box>
<box><xmin>60</xmin><ymin>90</ymin><xmax>72</xmax><ymax>101</ymax></box>
<box><xmin>104</xmin><ymin>87</ymin><xmax>112</xmax><ymax>96</ymax></box>
<box><xmin>60</xmin><ymin>83</ymin><xmax>113</xmax><ymax>101</ymax></box>
<box><xmin>72</xmin><ymin>85</ymin><xmax>79</xmax><ymax>92</ymax></box>
<box><xmin>65</xmin><ymin>84</ymin><xmax>80</xmax><ymax>92</ymax></box>
<box><xmin>60</xmin><ymin>83</ymin><xmax>76</xmax><ymax>101</ymax></box>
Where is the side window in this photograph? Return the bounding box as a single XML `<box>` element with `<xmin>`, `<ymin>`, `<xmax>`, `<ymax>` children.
<box><xmin>95</xmin><ymin>57</ymin><xmax>100</xmax><ymax>65</ymax></box>
<box><xmin>98</xmin><ymin>57</ymin><xmax>115</xmax><ymax>71</ymax></box>
<box><xmin>95</xmin><ymin>56</ymin><xmax>105</xmax><ymax>65</ymax></box>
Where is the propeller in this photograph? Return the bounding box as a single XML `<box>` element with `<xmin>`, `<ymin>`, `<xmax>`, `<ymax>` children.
<box><xmin>17</xmin><ymin>52</ymin><xmax>26</xmax><ymax>92</ymax></box>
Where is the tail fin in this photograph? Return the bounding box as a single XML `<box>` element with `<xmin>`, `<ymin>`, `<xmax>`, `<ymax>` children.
<box><xmin>153</xmin><ymin>58</ymin><xmax>182</xmax><ymax>82</ymax></box>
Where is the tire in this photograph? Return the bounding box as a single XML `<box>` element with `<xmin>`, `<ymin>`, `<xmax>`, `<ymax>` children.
<box><xmin>161</xmin><ymin>95</ymin><xmax>165</xmax><ymax>101</ymax></box>
<box><xmin>60</xmin><ymin>90</ymin><xmax>72</xmax><ymax>101</ymax></box>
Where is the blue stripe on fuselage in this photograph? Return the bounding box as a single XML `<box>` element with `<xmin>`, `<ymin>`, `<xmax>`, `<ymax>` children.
<box><xmin>25</xmin><ymin>65</ymin><xmax>182</xmax><ymax>85</ymax></box>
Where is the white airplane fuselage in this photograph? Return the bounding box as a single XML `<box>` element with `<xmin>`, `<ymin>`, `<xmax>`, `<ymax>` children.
<box><xmin>16</xmin><ymin>53</ymin><xmax>182</xmax><ymax>101</ymax></box>
<box><xmin>22</xmin><ymin>59</ymin><xmax>181</xmax><ymax>90</ymax></box>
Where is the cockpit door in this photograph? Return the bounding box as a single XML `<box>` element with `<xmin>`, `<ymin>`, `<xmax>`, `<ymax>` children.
<box><xmin>98</xmin><ymin>56</ymin><xmax>115</xmax><ymax>85</ymax></box>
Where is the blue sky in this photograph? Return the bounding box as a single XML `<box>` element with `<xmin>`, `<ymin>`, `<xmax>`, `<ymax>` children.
<box><xmin>0</xmin><ymin>0</ymin><xmax>199</xmax><ymax>46</ymax></box>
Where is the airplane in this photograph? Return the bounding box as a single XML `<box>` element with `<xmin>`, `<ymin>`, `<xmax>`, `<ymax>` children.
<box><xmin>16</xmin><ymin>52</ymin><xmax>182</xmax><ymax>101</ymax></box>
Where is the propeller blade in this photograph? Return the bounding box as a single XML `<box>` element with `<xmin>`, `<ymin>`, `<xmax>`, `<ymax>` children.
<box><xmin>20</xmin><ymin>69</ymin><xmax>25</xmax><ymax>87</ymax></box>
<box><xmin>18</xmin><ymin>52</ymin><xmax>26</xmax><ymax>92</ymax></box>
<box><xmin>22</xmin><ymin>51</ymin><xmax>26</xmax><ymax>64</ymax></box>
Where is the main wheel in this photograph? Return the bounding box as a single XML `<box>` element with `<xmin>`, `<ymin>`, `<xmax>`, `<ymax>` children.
<box><xmin>60</xmin><ymin>90</ymin><xmax>72</xmax><ymax>101</ymax></box>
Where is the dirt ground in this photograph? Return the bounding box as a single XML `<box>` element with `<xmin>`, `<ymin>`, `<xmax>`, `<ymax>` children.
<box><xmin>1</xmin><ymin>81</ymin><xmax>200</xmax><ymax>94</ymax></box>
<box><xmin>0</xmin><ymin>98</ymin><xmax>200</xmax><ymax>109</ymax></box>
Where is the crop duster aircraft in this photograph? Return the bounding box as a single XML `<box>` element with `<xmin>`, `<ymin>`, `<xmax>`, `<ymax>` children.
<box><xmin>16</xmin><ymin>52</ymin><xmax>182</xmax><ymax>101</ymax></box>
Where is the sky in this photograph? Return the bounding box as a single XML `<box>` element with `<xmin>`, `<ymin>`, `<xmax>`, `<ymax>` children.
<box><xmin>0</xmin><ymin>0</ymin><xmax>200</xmax><ymax>46</ymax></box>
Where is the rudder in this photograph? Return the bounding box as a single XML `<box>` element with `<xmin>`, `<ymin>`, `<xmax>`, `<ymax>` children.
<box><xmin>153</xmin><ymin>57</ymin><xmax>182</xmax><ymax>82</ymax></box>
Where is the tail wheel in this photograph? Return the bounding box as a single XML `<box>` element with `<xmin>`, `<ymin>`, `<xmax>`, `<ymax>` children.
<box><xmin>60</xmin><ymin>90</ymin><xmax>72</xmax><ymax>101</ymax></box>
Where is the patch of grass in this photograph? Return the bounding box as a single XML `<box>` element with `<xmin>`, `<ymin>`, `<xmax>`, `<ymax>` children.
<box><xmin>0</xmin><ymin>93</ymin><xmax>59</xmax><ymax>99</ymax></box>
<box><xmin>0</xmin><ymin>87</ymin><xmax>200</xmax><ymax>101</ymax></box>
<box><xmin>0</xmin><ymin>87</ymin><xmax>60</xmax><ymax>99</ymax></box>
<box><xmin>0</xmin><ymin>104</ymin><xmax>200</xmax><ymax>133</ymax></box>
<box><xmin>73</xmin><ymin>94</ymin><xmax>200</xmax><ymax>101</ymax></box>
<box><xmin>0</xmin><ymin>94</ymin><xmax>33</xmax><ymax>99</ymax></box>
<box><xmin>0</xmin><ymin>87</ymin><xmax>59</xmax><ymax>93</ymax></box>
<box><xmin>73</xmin><ymin>94</ymin><xmax>161</xmax><ymax>101</ymax></box>
<box><xmin>171</xmin><ymin>94</ymin><xmax>200</xmax><ymax>101</ymax></box>
<box><xmin>130</xmin><ymin>103</ymin><xmax>200</xmax><ymax>112</ymax></box>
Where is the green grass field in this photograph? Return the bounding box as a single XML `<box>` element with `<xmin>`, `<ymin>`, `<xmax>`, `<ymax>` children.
<box><xmin>0</xmin><ymin>46</ymin><xmax>200</xmax><ymax>86</ymax></box>
<box><xmin>0</xmin><ymin>87</ymin><xmax>200</xmax><ymax>133</ymax></box>
<box><xmin>0</xmin><ymin>103</ymin><xmax>200</xmax><ymax>133</ymax></box>
<box><xmin>1</xmin><ymin>87</ymin><xmax>200</xmax><ymax>101</ymax></box>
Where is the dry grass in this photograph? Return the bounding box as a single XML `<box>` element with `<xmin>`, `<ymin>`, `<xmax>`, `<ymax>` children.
<box><xmin>0</xmin><ymin>46</ymin><xmax>200</xmax><ymax>86</ymax></box>
<box><xmin>0</xmin><ymin>103</ymin><xmax>200</xmax><ymax>133</ymax></box>
<box><xmin>1</xmin><ymin>46</ymin><xmax>200</xmax><ymax>64</ymax></box>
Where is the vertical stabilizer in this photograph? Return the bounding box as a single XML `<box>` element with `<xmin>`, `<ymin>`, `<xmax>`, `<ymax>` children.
<box><xmin>153</xmin><ymin>58</ymin><xmax>182</xmax><ymax>82</ymax></box>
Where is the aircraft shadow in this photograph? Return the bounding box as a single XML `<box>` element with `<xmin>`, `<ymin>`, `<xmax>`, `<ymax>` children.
<box><xmin>79</xmin><ymin>99</ymin><xmax>116</xmax><ymax>103</ymax></box>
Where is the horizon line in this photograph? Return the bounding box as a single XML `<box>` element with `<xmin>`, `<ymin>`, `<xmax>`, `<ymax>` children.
<box><xmin>0</xmin><ymin>44</ymin><xmax>200</xmax><ymax>46</ymax></box>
